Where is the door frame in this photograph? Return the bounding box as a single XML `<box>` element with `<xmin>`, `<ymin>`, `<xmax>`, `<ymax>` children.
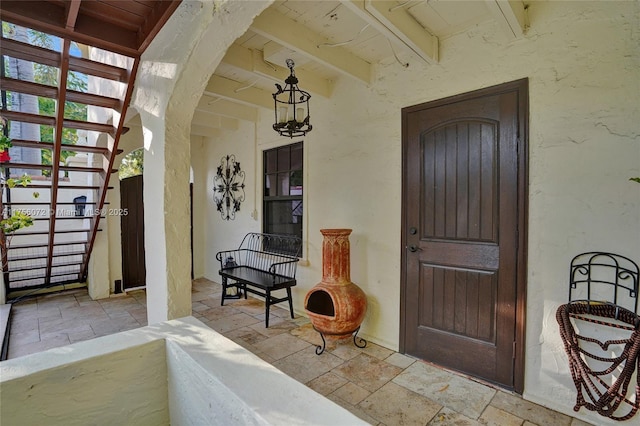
<box><xmin>400</xmin><ymin>79</ymin><xmax>529</xmax><ymax>393</ymax></box>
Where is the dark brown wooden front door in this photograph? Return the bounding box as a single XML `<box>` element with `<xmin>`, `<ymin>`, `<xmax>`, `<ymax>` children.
<box><xmin>120</xmin><ymin>174</ymin><xmax>146</xmax><ymax>290</ymax></box>
<box><xmin>401</xmin><ymin>79</ymin><xmax>528</xmax><ymax>392</ymax></box>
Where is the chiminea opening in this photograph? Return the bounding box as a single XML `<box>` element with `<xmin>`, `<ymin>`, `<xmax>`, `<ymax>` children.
<box><xmin>305</xmin><ymin>290</ymin><xmax>335</xmax><ymax>317</ymax></box>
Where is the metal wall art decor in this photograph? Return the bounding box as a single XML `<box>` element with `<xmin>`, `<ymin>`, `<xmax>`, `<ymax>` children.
<box><xmin>213</xmin><ymin>154</ymin><xmax>245</xmax><ymax>220</ymax></box>
<box><xmin>272</xmin><ymin>59</ymin><xmax>312</xmax><ymax>138</ymax></box>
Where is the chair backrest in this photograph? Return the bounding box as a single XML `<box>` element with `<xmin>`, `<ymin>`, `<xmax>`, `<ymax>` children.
<box><xmin>569</xmin><ymin>252</ymin><xmax>639</xmax><ymax>313</ymax></box>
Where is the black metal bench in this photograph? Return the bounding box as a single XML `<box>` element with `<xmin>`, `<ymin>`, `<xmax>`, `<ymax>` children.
<box><xmin>216</xmin><ymin>233</ymin><xmax>302</xmax><ymax>327</ymax></box>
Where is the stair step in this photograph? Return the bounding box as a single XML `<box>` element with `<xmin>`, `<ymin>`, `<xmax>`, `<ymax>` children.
<box><xmin>32</xmin><ymin>216</ymin><xmax>106</xmax><ymax>221</ymax></box>
<box><xmin>8</xmin><ymin>241</ymin><xmax>88</xmax><ymax>250</ymax></box>
<box><xmin>7</xmin><ymin>139</ymin><xmax>114</xmax><ymax>156</ymax></box>
<box><xmin>3</xmin><ymin>201</ymin><xmax>109</xmax><ymax>205</ymax></box>
<box><xmin>8</xmin><ymin>260</ymin><xmax>83</xmax><ymax>273</ymax></box>
<box><xmin>9</xmin><ymin>271</ymin><xmax>81</xmax><ymax>284</ymax></box>
<box><xmin>17</xmin><ymin>184</ymin><xmax>101</xmax><ymax>190</ymax></box>
<box><xmin>12</xmin><ymin>229</ymin><xmax>92</xmax><ymax>236</ymax></box>
<box><xmin>1</xmin><ymin>162</ymin><xmax>105</xmax><ymax>173</ymax></box>
<box><xmin>8</xmin><ymin>250</ymin><xmax>86</xmax><ymax>262</ymax></box>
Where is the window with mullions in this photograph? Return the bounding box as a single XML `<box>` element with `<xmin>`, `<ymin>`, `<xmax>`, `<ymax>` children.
<box><xmin>263</xmin><ymin>142</ymin><xmax>303</xmax><ymax>241</ymax></box>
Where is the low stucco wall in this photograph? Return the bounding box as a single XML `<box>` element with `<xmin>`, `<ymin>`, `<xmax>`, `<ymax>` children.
<box><xmin>0</xmin><ymin>340</ymin><xmax>169</xmax><ymax>425</ymax></box>
<box><xmin>0</xmin><ymin>317</ymin><xmax>367</xmax><ymax>426</ymax></box>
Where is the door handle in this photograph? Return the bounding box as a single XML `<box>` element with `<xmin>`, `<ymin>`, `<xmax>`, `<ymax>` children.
<box><xmin>408</xmin><ymin>245</ymin><xmax>421</xmax><ymax>252</ymax></box>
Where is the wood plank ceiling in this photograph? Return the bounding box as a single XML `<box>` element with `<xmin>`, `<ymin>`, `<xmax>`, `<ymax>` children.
<box><xmin>191</xmin><ymin>0</ymin><xmax>527</xmax><ymax>137</ymax></box>
<box><xmin>0</xmin><ymin>0</ymin><xmax>181</xmax><ymax>296</ymax></box>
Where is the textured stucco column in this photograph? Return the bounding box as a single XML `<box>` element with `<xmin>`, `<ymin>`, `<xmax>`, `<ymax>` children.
<box><xmin>87</xmin><ymin>223</ymin><xmax>110</xmax><ymax>300</ymax></box>
<box><xmin>134</xmin><ymin>0</ymin><xmax>272</xmax><ymax>323</ymax></box>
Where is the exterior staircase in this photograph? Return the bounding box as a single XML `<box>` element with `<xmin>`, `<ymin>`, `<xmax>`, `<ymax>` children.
<box><xmin>0</xmin><ymin>26</ymin><xmax>134</xmax><ymax>299</ymax></box>
<box><xmin>0</xmin><ymin>0</ymin><xmax>181</xmax><ymax>301</ymax></box>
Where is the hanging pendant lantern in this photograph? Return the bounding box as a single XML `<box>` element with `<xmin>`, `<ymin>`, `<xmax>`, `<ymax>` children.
<box><xmin>272</xmin><ymin>59</ymin><xmax>312</xmax><ymax>138</ymax></box>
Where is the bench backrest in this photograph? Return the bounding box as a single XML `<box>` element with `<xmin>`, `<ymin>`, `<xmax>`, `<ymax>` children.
<box><xmin>236</xmin><ymin>233</ymin><xmax>302</xmax><ymax>278</ymax></box>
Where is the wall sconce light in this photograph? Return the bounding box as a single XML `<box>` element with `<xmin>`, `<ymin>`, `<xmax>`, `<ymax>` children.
<box><xmin>272</xmin><ymin>59</ymin><xmax>312</xmax><ymax>138</ymax></box>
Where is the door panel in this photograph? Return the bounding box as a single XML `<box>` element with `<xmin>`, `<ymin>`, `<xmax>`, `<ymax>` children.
<box><xmin>401</xmin><ymin>80</ymin><xmax>528</xmax><ymax>391</ymax></box>
<box><xmin>120</xmin><ymin>174</ymin><xmax>145</xmax><ymax>290</ymax></box>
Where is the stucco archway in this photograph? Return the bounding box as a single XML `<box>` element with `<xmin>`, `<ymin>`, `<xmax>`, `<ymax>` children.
<box><xmin>132</xmin><ymin>1</ymin><xmax>273</xmax><ymax>323</ymax></box>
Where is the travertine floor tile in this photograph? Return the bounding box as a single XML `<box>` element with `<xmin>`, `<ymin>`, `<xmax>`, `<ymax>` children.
<box><xmin>333</xmin><ymin>353</ymin><xmax>403</xmax><ymax>392</ymax></box>
<box><xmin>306</xmin><ymin>372</ymin><xmax>349</xmax><ymax>396</ymax></box>
<box><xmin>253</xmin><ymin>332</ymin><xmax>311</xmax><ymax>360</ymax></box>
<box><xmin>360</xmin><ymin>342</ymin><xmax>395</xmax><ymax>360</ymax></box>
<box><xmin>359</xmin><ymin>381</ymin><xmax>442</xmax><ymax>426</ymax></box>
<box><xmin>490</xmin><ymin>391</ymin><xmax>572</xmax><ymax>426</ymax></box>
<box><xmin>332</xmin><ymin>381</ymin><xmax>370</xmax><ymax>405</ymax></box>
<box><xmin>9</xmin><ymin>316</ymin><xmax>39</xmax><ymax>334</ymax></box>
<box><xmin>393</xmin><ymin>361</ymin><xmax>496</xmax><ymax>419</ymax></box>
<box><xmin>273</xmin><ymin>346</ymin><xmax>343</xmax><ymax>383</ymax></box>
<box><xmin>207</xmin><ymin>312</ymin><xmax>261</xmax><ymax>333</ymax></box>
<box><xmin>290</xmin><ymin>323</ymin><xmax>325</xmax><ymax>347</ymax></box>
<box><xmin>202</xmin><ymin>305</ymin><xmax>239</xmax><ymax>321</ymax></box>
<box><xmin>8</xmin><ymin>334</ymin><xmax>70</xmax><ymax>358</ymax></box>
<box><xmin>479</xmin><ymin>405</ymin><xmax>524</xmax><ymax>426</ymax></box>
<box><xmin>225</xmin><ymin>326</ymin><xmax>269</xmax><ymax>346</ymax></box>
<box><xmin>326</xmin><ymin>393</ymin><xmax>380</xmax><ymax>425</ymax></box>
<box><xmin>428</xmin><ymin>407</ymin><xmax>481</xmax><ymax>425</ymax></box>
<box><xmin>249</xmin><ymin>318</ymin><xmax>297</xmax><ymax>338</ymax></box>
<box><xmin>384</xmin><ymin>352</ymin><xmax>416</xmax><ymax>369</ymax></box>
<box><xmin>227</xmin><ymin>298</ymin><xmax>269</xmax><ymax>315</ymax></box>
<box><xmin>9</xmin><ymin>329</ymin><xmax>40</xmax><ymax>346</ymax></box>
<box><xmin>570</xmin><ymin>418</ymin><xmax>595</xmax><ymax>426</ymax></box>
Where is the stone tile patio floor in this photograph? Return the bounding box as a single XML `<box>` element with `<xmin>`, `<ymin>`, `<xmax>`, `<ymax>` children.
<box><xmin>6</xmin><ymin>278</ymin><xmax>592</xmax><ymax>426</ymax></box>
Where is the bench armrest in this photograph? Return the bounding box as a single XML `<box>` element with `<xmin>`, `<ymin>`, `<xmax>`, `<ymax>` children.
<box><xmin>216</xmin><ymin>249</ymin><xmax>242</xmax><ymax>269</ymax></box>
<box><xmin>269</xmin><ymin>257</ymin><xmax>299</xmax><ymax>278</ymax></box>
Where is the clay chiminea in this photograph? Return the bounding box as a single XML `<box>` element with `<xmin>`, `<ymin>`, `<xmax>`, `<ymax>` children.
<box><xmin>304</xmin><ymin>229</ymin><xmax>367</xmax><ymax>354</ymax></box>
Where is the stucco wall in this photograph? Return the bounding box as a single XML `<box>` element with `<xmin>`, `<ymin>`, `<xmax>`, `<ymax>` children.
<box><xmin>0</xmin><ymin>340</ymin><xmax>169</xmax><ymax>425</ymax></box>
<box><xmin>202</xmin><ymin>121</ymin><xmax>262</xmax><ymax>276</ymax></box>
<box><xmin>134</xmin><ymin>0</ymin><xmax>272</xmax><ymax>323</ymax></box>
<box><xmin>190</xmin><ymin>136</ymin><xmax>207</xmax><ymax>279</ymax></box>
<box><xmin>195</xmin><ymin>1</ymin><xmax>639</xmax><ymax>423</ymax></box>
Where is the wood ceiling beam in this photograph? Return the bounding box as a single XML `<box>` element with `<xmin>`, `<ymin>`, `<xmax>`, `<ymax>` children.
<box><xmin>190</xmin><ymin>125</ymin><xmax>221</xmax><ymax>138</ymax></box>
<box><xmin>222</xmin><ymin>43</ymin><xmax>333</xmax><ymax>98</ymax></box>
<box><xmin>196</xmin><ymin>96</ymin><xmax>258</xmax><ymax>122</ymax></box>
<box><xmin>191</xmin><ymin>111</ymin><xmax>239</xmax><ymax>131</ymax></box>
<box><xmin>484</xmin><ymin>0</ymin><xmax>526</xmax><ymax>39</ymax></box>
<box><xmin>204</xmin><ymin>75</ymin><xmax>273</xmax><ymax>110</ymax></box>
<box><xmin>251</xmin><ymin>8</ymin><xmax>371</xmax><ymax>85</ymax></box>
<box><xmin>342</xmin><ymin>0</ymin><xmax>438</xmax><ymax>65</ymax></box>
<box><xmin>0</xmin><ymin>1</ymin><xmax>139</xmax><ymax>57</ymax></box>
<box><xmin>65</xmin><ymin>0</ymin><xmax>82</xmax><ymax>30</ymax></box>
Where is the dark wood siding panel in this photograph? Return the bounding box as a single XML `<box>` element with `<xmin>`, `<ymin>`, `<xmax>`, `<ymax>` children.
<box><xmin>480</xmin><ymin>123</ymin><xmax>497</xmax><ymax>241</ymax></box>
<box><xmin>422</xmin><ymin>132</ymin><xmax>436</xmax><ymax>237</ymax></box>
<box><xmin>456</xmin><ymin>124</ymin><xmax>469</xmax><ymax>239</ymax></box>
<box><xmin>421</xmin><ymin>121</ymin><xmax>497</xmax><ymax>242</ymax></box>
<box><xmin>419</xmin><ymin>263</ymin><xmax>497</xmax><ymax>342</ymax></box>
<box><xmin>120</xmin><ymin>175</ymin><xmax>145</xmax><ymax>289</ymax></box>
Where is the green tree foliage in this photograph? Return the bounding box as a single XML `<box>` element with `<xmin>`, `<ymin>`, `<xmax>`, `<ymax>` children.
<box><xmin>119</xmin><ymin>148</ymin><xmax>144</xmax><ymax>180</ymax></box>
<box><xmin>29</xmin><ymin>30</ymin><xmax>88</xmax><ymax>175</ymax></box>
<box><xmin>1</xmin><ymin>25</ymin><xmax>88</xmax><ymax>175</ymax></box>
